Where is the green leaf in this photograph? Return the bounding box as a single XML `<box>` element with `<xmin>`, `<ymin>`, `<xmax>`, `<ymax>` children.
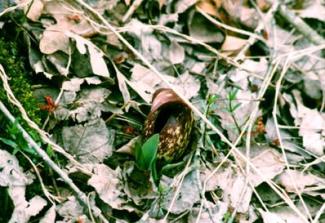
<box><xmin>228</xmin><ymin>88</ymin><xmax>239</xmax><ymax>101</ymax></box>
<box><xmin>46</xmin><ymin>144</ymin><xmax>54</xmax><ymax>157</ymax></box>
<box><xmin>136</xmin><ymin>134</ymin><xmax>159</xmax><ymax>170</ymax></box>
<box><xmin>232</xmin><ymin>102</ymin><xmax>241</xmax><ymax>111</ymax></box>
<box><xmin>0</xmin><ymin>137</ymin><xmax>18</xmax><ymax>149</ymax></box>
<box><xmin>208</xmin><ymin>94</ymin><xmax>219</xmax><ymax>105</ymax></box>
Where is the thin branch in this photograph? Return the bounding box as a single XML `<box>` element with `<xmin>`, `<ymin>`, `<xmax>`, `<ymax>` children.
<box><xmin>272</xmin><ymin>57</ymin><xmax>312</xmax><ymax>221</ymax></box>
<box><xmin>122</xmin><ymin>0</ymin><xmax>143</xmax><ymax>22</ymax></box>
<box><xmin>278</xmin><ymin>5</ymin><xmax>325</xmax><ymax>46</ymax></box>
<box><xmin>196</xmin><ymin>6</ymin><xmax>266</xmax><ymax>43</ymax></box>
<box><xmin>20</xmin><ymin>151</ymin><xmax>57</xmax><ymax>204</ymax></box>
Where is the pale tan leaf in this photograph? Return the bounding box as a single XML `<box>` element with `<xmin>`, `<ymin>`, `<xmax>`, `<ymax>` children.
<box><xmin>39</xmin><ymin>27</ymin><xmax>69</xmax><ymax>54</ymax></box>
<box><xmin>169</xmin><ymin>41</ymin><xmax>185</xmax><ymax>64</ymax></box>
<box><xmin>39</xmin><ymin>206</ymin><xmax>56</xmax><ymax>223</ymax></box>
<box><xmin>278</xmin><ymin>169</ymin><xmax>325</xmax><ymax>193</ymax></box>
<box><xmin>25</xmin><ymin>0</ymin><xmax>44</xmax><ymax>21</ymax></box>
<box><xmin>221</xmin><ymin>35</ymin><xmax>248</xmax><ymax>55</ymax></box>
<box><xmin>57</xmin><ymin>196</ymin><xmax>91</xmax><ymax>222</ymax></box>
<box><xmin>88</xmin><ymin>164</ymin><xmax>132</xmax><ymax>211</ymax></box>
<box><xmin>248</xmin><ymin>149</ymin><xmax>285</xmax><ymax>186</ymax></box>
<box><xmin>299</xmin><ymin>0</ymin><xmax>325</xmax><ymax>20</ymax></box>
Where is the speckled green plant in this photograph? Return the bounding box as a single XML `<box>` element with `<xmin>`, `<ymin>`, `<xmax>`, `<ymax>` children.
<box><xmin>0</xmin><ymin>37</ymin><xmax>42</xmax><ymax>125</ymax></box>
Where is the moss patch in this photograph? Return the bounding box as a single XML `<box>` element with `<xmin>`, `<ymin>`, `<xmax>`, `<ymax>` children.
<box><xmin>0</xmin><ymin>37</ymin><xmax>43</xmax><ymax>125</ymax></box>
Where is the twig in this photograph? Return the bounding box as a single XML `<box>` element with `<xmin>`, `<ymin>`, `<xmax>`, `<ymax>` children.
<box><xmin>313</xmin><ymin>202</ymin><xmax>325</xmax><ymax>223</ymax></box>
<box><xmin>20</xmin><ymin>151</ymin><xmax>57</xmax><ymax>204</ymax></box>
<box><xmin>0</xmin><ymin>101</ymin><xmax>109</xmax><ymax>223</ymax></box>
<box><xmin>122</xmin><ymin>0</ymin><xmax>143</xmax><ymax>22</ymax></box>
<box><xmin>163</xmin><ymin>155</ymin><xmax>193</xmax><ymax>221</ymax></box>
<box><xmin>196</xmin><ymin>6</ymin><xmax>266</xmax><ymax>43</ymax></box>
<box><xmin>278</xmin><ymin>5</ymin><xmax>325</xmax><ymax>46</ymax></box>
<box><xmin>234</xmin><ymin>1</ymin><xmax>279</xmax><ymax>62</ymax></box>
<box><xmin>272</xmin><ymin>56</ymin><xmax>312</xmax><ymax>221</ymax></box>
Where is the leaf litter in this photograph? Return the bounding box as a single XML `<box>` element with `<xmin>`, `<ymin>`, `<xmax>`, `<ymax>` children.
<box><xmin>0</xmin><ymin>0</ymin><xmax>324</xmax><ymax>222</ymax></box>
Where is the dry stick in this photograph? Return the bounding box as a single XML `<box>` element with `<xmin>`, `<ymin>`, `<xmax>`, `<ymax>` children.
<box><xmin>122</xmin><ymin>0</ymin><xmax>143</xmax><ymax>22</ymax></box>
<box><xmin>278</xmin><ymin>5</ymin><xmax>325</xmax><ymax>46</ymax></box>
<box><xmin>314</xmin><ymin>203</ymin><xmax>325</xmax><ymax>223</ymax></box>
<box><xmin>21</xmin><ymin>151</ymin><xmax>57</xmax><ymax>204</ymax></box>
<box><xmin>233</xmin><ymin>2</ymin><xmax>277</xmax><ymax>62</ymax></box>
<box><xmin>272</xmin><ymin>58</ymin><xmax>313</xmax><ymax>221</ymax></box>
<box><xmin>196</xmin><ymin>6</ymin><xmax>266</xmax><ymax>43</ymax></box>
<box><xmin>74</xmin><ymin>0</ymin><xmax>311</xmax><ymax>220</ymax></box>
<box><xmin>163</xmin><ymin>156</ymin><xmax>193</xmax><ymax>221</ymax></box>
<box><xmin>0</xmin><ymin>102</ymin><xmax>108</xmax><ymax>223</ymax></box>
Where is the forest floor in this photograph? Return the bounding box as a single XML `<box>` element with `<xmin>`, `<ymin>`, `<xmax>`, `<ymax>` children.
<box><xmin>0</xmin><ymin>0</ymin><xmax>324</xmax><ymax>222</ymax></box>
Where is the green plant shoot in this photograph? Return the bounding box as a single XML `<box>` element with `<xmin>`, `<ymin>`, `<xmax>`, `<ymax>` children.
<box><xmin>136</xmin><ymin>134</ymin><xmax>159</xmax><ymax>171</ymax></box>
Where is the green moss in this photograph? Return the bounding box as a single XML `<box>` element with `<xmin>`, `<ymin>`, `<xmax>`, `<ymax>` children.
<box><xmin>0</xmin><ymin>37</ymin><xmax>42</xmax><ymax>125</ymax></box>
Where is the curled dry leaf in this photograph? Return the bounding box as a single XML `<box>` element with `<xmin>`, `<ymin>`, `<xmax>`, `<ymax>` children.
<box><xmin>143</xmin><ymin>88</ymin><xmax>194</xmax><ymax>162</ymax></box>
<box><xmin>67</xmin><ymin>32</ymin><xmax>110</xmax><ymax>78</ymax></box>
<box><xmin>40</xmin><ymin>27</ymin><xmax>69</xmax><ymax>54</ymax></box>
